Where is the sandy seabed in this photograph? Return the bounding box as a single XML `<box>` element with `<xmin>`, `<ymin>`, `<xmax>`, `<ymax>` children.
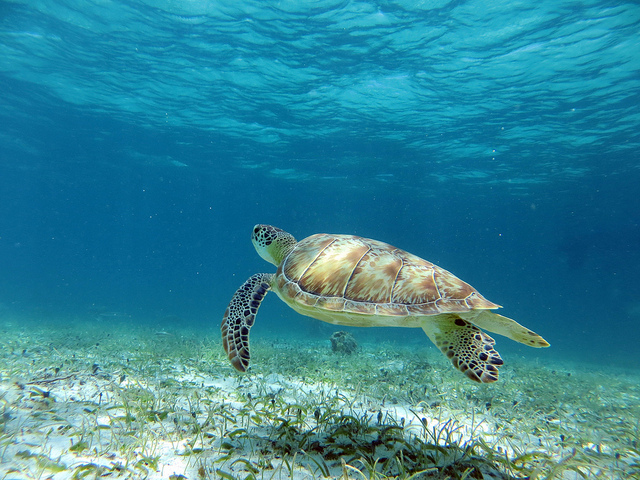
<box><xmin>0</xmin><ymin>315</ymin><xmax>638</xmax><ymax>480</ymax></box>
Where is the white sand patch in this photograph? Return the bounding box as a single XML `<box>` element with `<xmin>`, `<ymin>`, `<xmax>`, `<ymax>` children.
<box><xmin>1</xmin><ymin>319</ymin><xmax>638</xmax><ymax>479</ymax></box>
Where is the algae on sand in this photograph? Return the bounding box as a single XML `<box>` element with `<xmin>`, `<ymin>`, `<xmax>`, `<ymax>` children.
<box><xmin>0</xmin><ymin>315</ymin><xmax>638</xmax><ymax>479</ymax></box>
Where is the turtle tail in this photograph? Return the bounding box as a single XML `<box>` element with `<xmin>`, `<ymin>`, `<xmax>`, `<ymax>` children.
<box><xmin>221</xmin><ymin>273</ymin><xmax>273</xmax><ymax>372</ymax></box>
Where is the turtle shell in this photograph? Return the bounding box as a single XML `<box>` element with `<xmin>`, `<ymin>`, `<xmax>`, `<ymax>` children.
<box><xmin>274</xmin><ymin>233</ymin><xmax>499</xmax><ymax>317</ymax></box>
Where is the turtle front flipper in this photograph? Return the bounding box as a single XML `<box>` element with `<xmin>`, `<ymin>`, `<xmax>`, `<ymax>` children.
<box><xmin>221</xmin><ymin>273</ymin><xmax>273</xmax><ymax>372</ymax></box>
<box><xmin>422</xmin><ymin>316</ymin><xmax>504</xmax><ymax>383</ymax></box>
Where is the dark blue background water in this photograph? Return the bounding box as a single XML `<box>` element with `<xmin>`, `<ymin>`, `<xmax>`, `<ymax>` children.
<box><xmin>1</xmin><ymin>0</ymin><xmax>639</xmax><ymax>368</ymax></box>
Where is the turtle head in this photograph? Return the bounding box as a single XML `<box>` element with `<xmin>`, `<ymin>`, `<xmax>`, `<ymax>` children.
<box><xmin>252</xmin><ymin>225</ymin><xmax>297</xmax><ymax>266</ymax></box>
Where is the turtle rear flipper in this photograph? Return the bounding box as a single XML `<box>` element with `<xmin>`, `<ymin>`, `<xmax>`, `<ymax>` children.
<box><xmin>422</xmin><ymin>316</ymin><xmax>503</xmax><ymax>383</ymax></box>
<box><xmin>221</xmin><ymin>273</ymin><xmax>273</xmax><ymax>372</ymax></box>
<box><xmin>469</xmin><ymin>311</ymin><xmax>550</xmax><ymax>348</ymax></box>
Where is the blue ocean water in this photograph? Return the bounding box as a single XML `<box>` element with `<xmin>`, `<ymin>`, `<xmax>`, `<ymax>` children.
<box><xmin>0</xmin><ymin>0</ymin><xmax>638</xmax><ymax>368</ymax></box>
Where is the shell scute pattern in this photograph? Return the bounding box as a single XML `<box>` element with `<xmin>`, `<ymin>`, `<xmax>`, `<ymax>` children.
<box><xmin>316</xmin><ymin>296</ymin><xmax>347</xmax><ymax>311</ymax></box>
<box><xmin>345</xmin><ymin>300</ymin><xmax>376</xmax><ymax>315</ymax></box>
<box><xmin>435</xmin><ymin>298</ymin><xmax>469</xmax><ymax>311</ymax></box>
<box><xmin>346</xmin><ymin>249</ymin><xmax>400</xmax><ymax>302</ymax></box>
<box><xmin>279</xmin><ymin>233</ymin><xmax>493</xmax><ymax>315</ymax></box>
<box><xmin>299</xmin><ymin>240</ymin><xmax>367</xmax><ymax>296</ymax></box>
<box><xmin>391</xmin><ymin>263</ymin><xmax>439</xmax><ymax>305</ymax></box>
<box><xmin>283</xmin><ymin>235</ymin><xmax>335</xmax><ymax>286</ymax></box>
<box><xmin>465</xmin><ymin>292</ymin><xmax>499</xmax><ymax>309</ymax></box>
<box><xmin>374</xmin><ymin>303</ymin><xmax>409</xmax><ymax>316</ymax></box>
<box><xmin>281</xmin><ymin>281</ymin><xmax>300</xmax><ymax>303</ymax></box>
<box><xmin>435</xmin><ymin>269</ymin><xmax>475</xmax><ymax>300</ymax></box>
<box><xmin>407</xmin><ymin>303</ymin><xmax>439</xmax><ymax>316</ymax></box>
<box><xmin>295</xmin><ymin>286</ymin><xmax>317</xmax><ymax>307</ymax></box>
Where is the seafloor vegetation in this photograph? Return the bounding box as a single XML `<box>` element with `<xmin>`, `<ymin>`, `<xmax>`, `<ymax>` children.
<box><xmin>0</xmin><ymin>315</ymin><xmax>638</xmax><ymax>479</ymax></box>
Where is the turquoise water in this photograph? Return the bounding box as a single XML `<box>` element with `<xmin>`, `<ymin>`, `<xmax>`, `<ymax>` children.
<box><xmin>1</xmin><ymin>0</ymin><xmax>639</xmax><ymax>370</ymax></box>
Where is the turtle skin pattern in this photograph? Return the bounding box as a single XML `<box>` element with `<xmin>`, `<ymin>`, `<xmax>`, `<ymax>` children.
<box><xmin>221</xmin><ymin>273</ymin><xmax>272</xmax><ymax>372</ymax></box>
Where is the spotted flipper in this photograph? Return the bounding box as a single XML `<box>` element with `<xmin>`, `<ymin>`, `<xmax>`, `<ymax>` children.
<box><xmin>422</xmin><ymin>316</ymin><xmax>504</xmax><ymax>383</ymax></box>
<box><xmin>221</xmin><ymin>273</ymin><xmax>273</xmax><ymax>372</ymax></box>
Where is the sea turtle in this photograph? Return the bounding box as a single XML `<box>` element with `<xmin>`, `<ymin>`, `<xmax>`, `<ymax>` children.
<box><xmin>221</xmin><ymin>225</ymin><xmax>549</xmax><ymax>383</ymax></box>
